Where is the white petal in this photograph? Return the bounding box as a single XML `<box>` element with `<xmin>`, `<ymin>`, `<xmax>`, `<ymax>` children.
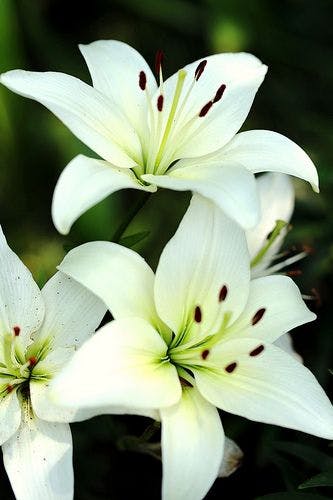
<box><xmin>225</xmin><ymin>275</ymin><xmax>316</xmax><ymax>343</ymax></box>
<box><xmin>195</xmin><ymin>339</ymin><xmax>333</xmax><ymax>439</ymax></box>
<box><xmin>79</xmin><ymin>40</ymin><xmax>157</xmax><ymax>137</ymax></box>
<box><xmin>50</xmin><ymin>318</ymin><xmax>181</xmax><ymax>410</ymax></box>
<box><xmin>247</xmin><ymin>173</ymin><xmax>294</xmax><ymax>273</ymax></box>
<box><xmin>218</xmin><ymin>437</ymin><xmax>243</xmax><ymax>478</ymax></box>
<box><xmin>0</xmin><ymin>391</ymin><xmax>21</xmax><ymax>445</ymax></box>
<box><xmin>274</xmin><ymin>333</ymin><xmax>303</xmax><ymax>363</ymax></box>
<box><xmin>0</xmin><ymin>70</ymin><xmax>142</xmax><ymax>167</ymax></box>
<box><xmin>34</xmin><ymin>271</ymin><xmax>106</xmax><ymax>352</ymax></box>
<box><xmin>154</xmin><ymin>194</ymin><xmax>250</xmax><ymax>342</ymax></box>
<box><xmin>0</xmin><ymin>227</ymin><xmax>44</xmax><ymax>347</ymax></box>
<box><xmin>158</xmin><ymin>52</ymin><xmax>267</xmax><ymax>159</ymax></box>
<box><xmin>52</xmin><ymin>154</ymin><xmax>156</xmax><ymax>235</ymax></box>
<box><xmin>58</xmin><ymin>241</ymin><xmax>165</xmax><ymax>333</ymax></box>
<box><xmin>2</xmin><ymin>414</ymin><xmax>73</xmax><ymax>500</ymax></box>
<box><xmin>221</xmin><ymin>130</ymin><xmax>319</xmax><ymax>192</ymax></box>
<box><xmin>160</xmin><ymin>386</ymin><xmax>224</xmax><ymax>500</ymax></box>
<box><xmin>143</xmin><ymin>161</ymin><xmax>260</xmax><ymax>229</ymax></box>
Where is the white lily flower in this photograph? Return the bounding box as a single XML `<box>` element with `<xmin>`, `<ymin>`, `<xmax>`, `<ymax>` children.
<box><xmin>0</xmin><ymin>227</ymin><xmax>107</xmax><ymax>500</ymax></box>
<box><xmin>0</xmin><ymin>41</ymin><xmax>318</xmax><ymax>234</ymax></box>
<box><xmin>50</xmin><ymin>195</ymin><xmax>333</xmax><ymax>500</ymax></box>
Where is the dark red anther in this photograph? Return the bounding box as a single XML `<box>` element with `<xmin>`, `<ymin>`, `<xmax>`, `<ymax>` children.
<box><xmin>29</xmin><ymin>356</ymin><xmax>37</xmax><ymax>367</ymax></box>
<box><xmin>13</xmin><ymin>326</ymin><xmax>20</xmax><ymax>336</ymax></box>
<box><xmin>155</xmin><ymin>49</ymin><xmax>164</xmax><ymax>75</ymax></box>
<box><xmin>139</xmin><ymin>71</ymin><xmax>147</xmax><ymax>90</ymax></box>
<box><xmin>157</xmin><ymin>94</ymin><xmax>164</xmax><ymax>111</ymax></box>
<box><xmin>251</xmin><ymin>308</ymin><xmax>266</xmax><ymax>325</ymax></box>
<box><xmin>201</xmin><ymin>349</ymin><xmax>210</xmax><ymax>360</ymax></box>
<box><xmin>249</xmin><ymin>344</ymin><xmax>265</xmax><ymax>357</ymax></box>
<box><xmin>194</xmin><ymin>305</ymin><xmax>202</xmax><ymax>323</ymax></box>
<box><xmin>195</xmin><ymin>59</ymin><xmax>207</xmax><ymax>81</ymax></box>
<box><xmin>219</xmin><ymin>285</ymin><xmax>228</xmax><ymax>302</ymax></box>
<box><xmin>213</xmin><ymin>83</ymin><xmax>226</xmax><ymax>103</ymax></box>
<box><xmin>6</xmin><ymin>384</ymin><xmax>13</xmax><ymax>393</ymax></box>
<box><xmin>199</xmin><ymin>101</ymin><xmax>213</xmax><ymax>117</ymax></box>
<box><xmin>286</xmin><ymin>270</ymin><xmax>302</xmax><ymax>277</ymax></box>
<box><xmin>225</xmin><ymin>362</ymin><xmax>237</xmax><ymax>373</ymax></box>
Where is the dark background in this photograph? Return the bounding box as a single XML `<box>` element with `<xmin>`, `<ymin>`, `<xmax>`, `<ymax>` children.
<box><xmin>0</xmin><ymin>0</ymin><xmax>333</xmax><ymax>498</ymax></box>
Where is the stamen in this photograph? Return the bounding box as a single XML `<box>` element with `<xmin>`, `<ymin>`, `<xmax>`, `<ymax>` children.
<box><xmin>225</xmin><ymin>362</ymin><xmax>237</xmax><ymax>373</ymax></box>
<box><xmin>219</xmin><ymin>285</ymin><xmax>228</xmax><ymax>302</ymax></box>
<box><xmin>195</xmin><ymin>60</ymin><xmax>207</xmax><ymax>81</ymax></box>
<box><xmin>249</xmin><ymin>345</ymin><xmax>265</xmax><ymax>357</ymax></box>
<box><xmin>157</xmin><ymin>94</ymin><xmax>164</xmax><ymax>112</ymax></box>
<box><xmin>199</xmin><ymin>101</ymin><xmax>213</xmax><ymax>117</ymax></box>
<box><xmin>6</xmin><ymin>384</ymin><xmax>13</xmax><ymax>393</ymax></box>
<box><xmin>13</xmin><ymin>326</ymin><xmax>20</xmax><ymax>336</ymax></box>
<box><xmin>28</xmin><ymin>356</ymin><xmax>37</xmax><ymax>368</ymax></box>
<box><xmin>155</xmin><ymin>49</ymin><xmax>164</xmax><ymax>76</ymax></box>
<box><xmin>252</xmin><ymin>308</ymin><xmax>266</xmax><ymax>325</ymax></box>
<box><xmin>194</xmin><ymin>306</ymin><xmax>202</xmax><ymax>323</ymax></box>
<box><xmin>139</xmin><ymin>71</ymin><xmax>147</xmax><ymax>90</ymax></box>
<box><xmin>286</xmin><ymin>270</ymin><xmax>302</xmax><ymax>277</ymax></box>
<box><xmin>213</xmin><ymin>84</ymin><xmax>226</xmax><ymax>103</ymax></box>
<box><xmin>201</xmin><ymin>349</ymin><xmax>210</xmax><ymax>360</ymax></box>
<box><xmin>179</xmin><ymin>377</ymin><xmax>193</xmax><ymax>387</ymax></box>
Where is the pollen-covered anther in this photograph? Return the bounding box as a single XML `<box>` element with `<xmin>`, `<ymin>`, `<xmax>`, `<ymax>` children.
<box><xmin>199</xmin><ymin>101</ymin><xmax>213</xmax><ymax>117</ymax></box>
<box><xmin>194</xmin><ymin>59</ymin><xmax>207</xmax><ymax>81</ymax></box>
<box><xmin>194</xmin><ymin>305</ymin><xmax>202</xmax><ymax>323</ymax></box>
<box><xmin>251</xmin><ymin>308</ymin><xmax>266</xmax><ymax>325</ymax></box>
<box><xmin>249</xmin><ymin>344</ymin><xmax>265</xmax><ymax>357</ymax></box>
<box><xmin>225</xmin><ymin>362</ymin><xmax>237</xmax><ymax>373</ymax></box>
<box><xmin>139</xmin><ymin>71</ymin><xmax>147</xmax><ymax>90</ymax></box>
<box><xmin>201</xmin><ymin>349</ymin><xmax>210</xmax><ymax>360</ymax></box>
<box><xmin>155</xmin><ymin>49</ymin><xmax>164</xmax><ymax>75</ymax></box>
<box><xmin>13</xmin><ymin>325</ymin><xmax>20</xmax><ymax>336</ymax></box>
<box><xmin>6</xmin><ymin>384</ymin><xmax>14</xmax><ymax>393</ymax></box>
<box><xmin>28</xmin><ymin>356</ymin><xmax>37</xmax><ymax>367</ymax></box>
<box><xmin>219</xmin><ymin>285</ymin><xmax>228</xmax><ymax>302</ymax></box>
<box><xmin>157</xmin><ymin>94</ymin><xmax>164</xmax><ymax>112</ymax></box>
<box><xmin>213</xmin><ymin>83</ymin><xmax>226</xmax><ymax>103</ymax></box>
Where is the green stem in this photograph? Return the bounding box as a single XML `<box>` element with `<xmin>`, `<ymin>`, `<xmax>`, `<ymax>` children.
<box><xmin>250</xmin><ymin>219</ymin><xmax>288</xmax><ymax>268</ymax></box>
<box><xmin>111</xmin><ymin>192</ymin><xmax>152</xmax><ymax>243</ymax></box>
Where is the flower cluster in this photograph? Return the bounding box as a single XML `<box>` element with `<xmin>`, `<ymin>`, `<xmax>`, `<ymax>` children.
<box><xmin>0</xmin><ymin>40</ymin><xmax>332</xmax><ymax>500</ymax></box>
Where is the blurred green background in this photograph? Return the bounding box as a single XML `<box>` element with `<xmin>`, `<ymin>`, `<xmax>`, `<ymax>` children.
<box><xmin>0</xmin><ymin>0</ymin><xmax>333</xmax><ymax>498</ymax></box>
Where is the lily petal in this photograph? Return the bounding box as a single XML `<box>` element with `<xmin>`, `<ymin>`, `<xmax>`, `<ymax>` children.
<box><xmin>0</xmin><ymin>70</ymin><xmax>141</xmax><ymax>167</ymax></box>
<box><xmin>218</xmin><ymin>437</ymin><xmax>243</xmax><ymax>478</ymax></box>
<box><xmin>195</xmin><ymin>339</ymin><xmax>333</xmax><ymax>439</ymax></box>
<box><xmin>247</xmin><ymin>173</ymin><xmax>294</xmax><ymax>273</ymax></box>
<box><xmin>158</xmin><ymin>52</ymin><xmax>267</xmax><ymax>159</ymax></box>
<box><xmin>143</xmin><ymin>162</ymin><xmax>259</xmax><ymax>229</ymax></box>
<box><xmin>225</xmin><ymin>275</ymin><xmax>316</xmax><ymax>343</ymax></box>
<box><xmin>52</xmin><ymin>154</ymin><xmax>156</xmax><ymax>234</ymax></box>
<box><xmin>58</xmin><ymin>242</ymin><xmax>166</xmax><ymax>334</ymax></box>
<box><xmin>0</xmin><ymin>227</ymin><xmax>44</xmax><ymax>347</ymax></box>
<box><xmin>0</xmin><ymin>391</ymin><xmax>21</xmax><ymax>445</ymax></box>
<box><xmin>154</xmin><ymin>194</ymin><xmax>250</xmax><ymax>343</ymax></box>
<box><xmin>50</xmin><ymin>317</ymin><xmax>181</xmax><ymax>410</ymax></box>
<box><xmin>274</xmin><ymin>333</ymin><xmax>303</xmax><ymax>363</ymax></box>
<box><xmin>160</xmin><ymin>386</ymin><xmax>223</xmax><ymax>500</ymax></box>
<box><xmin>221</xmin><ymin>130</ymin><xmax>319</xmax><ymax>192</ymax></box>
<box><xmin>2</xmin><ymin>415</ymin><xmax>73</xmax><ymax>500</ymax></box>
<box><xmin>79</xmin><ymin>40</ymin><xmax>157</xmax><ymax>138</ymax></box>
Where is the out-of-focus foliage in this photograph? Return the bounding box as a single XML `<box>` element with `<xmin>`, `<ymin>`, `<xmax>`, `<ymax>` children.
<box><xmin>0</xmin><ymin>0</ymin><xmax>332</xmax><ymax>498</ymax></box>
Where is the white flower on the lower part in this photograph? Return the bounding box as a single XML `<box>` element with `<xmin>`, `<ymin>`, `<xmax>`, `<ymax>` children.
<box><xmin>50</xmin><ymin>195</ymin><xmax>333</xmax><ymax>500</ymax></box>
<box><xmin>0</xmin><ymin>40</ymin><xmax>318</xmax><ymax>234</ymax></box>
<box><xmin>0</xmin><ymin>228</ymin><xmax>107</xmax><ymax>500</ymax></box>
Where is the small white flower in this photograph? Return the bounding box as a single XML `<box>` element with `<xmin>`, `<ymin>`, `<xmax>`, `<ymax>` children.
<box><xmin>0</xmin><ymin>228</ymin><xmax>107</xmax><ymax>500</ymax></box>
<box><xmin>50</xmin><ymin>195</ymin><xmax>333</xmax><ymax>500</ymax></box>
<box><xmin>0</xmin><ymin>41</ymin><xmax>318</xmax><ymax>234</ymax></box>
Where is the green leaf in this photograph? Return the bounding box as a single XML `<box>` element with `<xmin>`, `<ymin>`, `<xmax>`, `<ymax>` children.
<box><xmin>119</xmin><ymin>230</ymin><xmax>150</xmax><ymax>248</ymax></box>
<box><xmin>299</xmin><ymin>471</ymin><xmax>333</xmax><ymax>489</ymax></box>
<box><xmin>272</xmin><ymin>441</ymin><xmax>333</xmax><ymax>470</ymax></box>
<box><xmin>256</xmin><ymin>493</ymin><xmax>331</xmax><ymax>499</ymax></box>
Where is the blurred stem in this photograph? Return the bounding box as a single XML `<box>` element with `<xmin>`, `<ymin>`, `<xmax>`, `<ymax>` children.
<box><xmin>111</xmin><ymin>192</ymin><xmax>152</xmax><ymax>243</ymax></box>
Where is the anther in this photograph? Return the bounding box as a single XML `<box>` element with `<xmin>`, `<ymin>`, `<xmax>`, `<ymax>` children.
<box><xmin>201</xmin><ymin>349</ymin><xmax>210</xmax><ymax>360</ymax></box>
<box><xmin>194</xmin><ymin>305</ymin><xmax>202</xmax><ymax>323</ymax></box>
<box><xmin>13</xmin><ymin>326</ymin><xmax>20</xmax><ymax>336</ymax></box>
<box><xmin>28</xmin><ymin>356</ymin><xmax>37</xmax><ymax>368</ymax></box>
<box><xmin>195</xmin><ymin>60</ymin><xmax>207</xmax><ymax>81</ymax></box>
<box><xmin>6</xmin><ymin>384</ymin><xmax>14</xmax><ymax>393</ymax></box>
<box><xmin>286</xmin><ymin>270</ymin><xmax>302</xmax><ymax>277</ymax></box>
<box><xmin>155</xmin><ymin>49</ymin><xmax>164</xmax><ymax>75</ymax></box>
<box><xmin>157</xmin><ymin>94</ymin><xmax>164</xmax><ymax>112</ymax></box>
<box><xmin>179</xmin><ymin>377</ymin><xmax>193</xmax><ymax>388</ymax></box>
<box><xmin>213</xmin><ymin>83</ymin><xmax>226</xmax><ymax>103</ymax></box>
<box><xmin>251</xmin><ymin>308</ymin><xmax>266</xmax><ymax>325</ymax></box>
<box><xmin>219</xmin><ymin>285</ymin><xmax>228</xmax><ymax>302</ymax></box>
<box><xmin>139</xmin><ymin>71</ymin><xmax>147</xmax><ymax>90</ymax></box>
<box><xmin>249</xmin><ymin>344</ymin><xmax>265</xmax><ymax>357</ymax></box>
<box><xmin>225</xmin><ymin>362</ymin><xmax>237</xmax><ymax>373</ymax></box>
<box><xmin>199</xmin><ymin>101</ymin><xmax>213</xmax><ymax>117</ymax></box>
